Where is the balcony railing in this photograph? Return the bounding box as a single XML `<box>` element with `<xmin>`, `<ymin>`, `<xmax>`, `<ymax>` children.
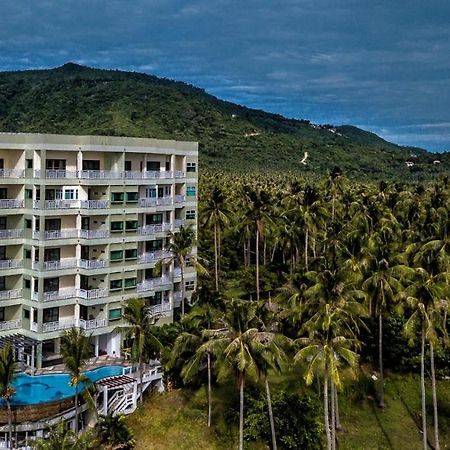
<box><xmin>0</xmin><ymin>199</ymin><xmax>24</xmax><ymax>209</ymax></box>
<box><xmin>79</xmin><ymin>229</ymin><xmax>110</xmax><ymax>239</ymax></box>
<box><xmin>174</xmin><ymin>219</ymin><xmax>184</xmax><ymax>228</ymax></box>
<box><xmin>34</xmin><ymin>199</ymin><xmax>80</xmax><ymax>209</ymax></box>
<box><xmin>42</xmin><ymin>259</ymin><xmax>78</xmax><ymax>271</ymax></box>
<box><xmin>173</xmin><ymin>267</ymin><xmax>182</xmax><ymax>278</ymax></box>
<box><xmin>0</xmin><ymin>169</ymin><xmax>25</xmax><ymax>178</ymax></box>
<box><xmin>78</xmin><ymin>288</ymin><xmax>107</xmax><ymax>299</ymax></box>
<box><xmin>0</xmin><ymin>260</ymin><xmax>23</xmax><ymax>270</ymax></box>
<box><xmin>0</xmin><ymin>229</ymin><xmax>23</xmax><ymax>239</ymax></box>
<box><xmin>138</xmin><ymin>250</ymin><xmax>172</xmax><ymax>264</ymax></box>
<box><xmin>175</xmin><ymin>195</ymin><xmax>185</xmax><ymax>204</ymax></box>
<box><xmin>138</xmin><ymin>196</ymin><xmax>173</xmax><ymax>207</ymax></box>
<box><xmin>138</xmin><ymin>223</ymin><xmax>171</xmax><ymax>235</ymax></box>
<box><xmin>175</xmin><ymin>171</ymin><xmax>186</xmax><ymax>178</ymax></box>
<box><xmin>147</xmin><ymin>302</ymin><xmax>172</xmax><ymax>315</ymax></box>
<box><xmin>80</xmin><ymin>200</ymin><xmax>109</xmax><ymax>209</ymax></box>
<box><xmin>0</xmin><ymin>289</ymin><xmax>22</xmax><ymax>300</ymax></box>
<box><xmin>0</xmin><ymin>319</ymin><xmax>21</xmax><ymax>331</ymax></box>
<box><xmin>79</xmin><ymin>259</ymin><xmax>108</xmax><ymax>269</ymax></box>
<box><xmin>42</xmin><ymin>319</ymin><xmax>75</xmax><ymax>333</ymax></box>
<box><xmin>33</xmin><ymin>229</ymin><xmax>79</xmax><ymax>240</ymax></box>
<box><xmin>173</xmin><ymin>292</ymin><xmax>183</xmax><ymax>307</ymax></box>
<box><xmin>77</xmin><ymin>170</ymin><xmax>174</xmax><ymax>179</ymax></box>
<box><xmin>137</xmin><ymin>276</ymin><xmax>171</xmax><ymax>292</ymax></box>
<box><xmin>79</xmin><ymin>318</ymin><xmax>107</xmax><ymax>330</ymax></box>
<box><xmin>43</xmin><ymin>288</ymin><xmax>77</xmax><ymax>302</ymax></box>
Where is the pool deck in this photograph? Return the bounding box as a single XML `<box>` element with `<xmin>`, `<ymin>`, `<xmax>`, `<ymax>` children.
<box><xmin>27</xmin><ymin>355</ymin><xmax>130</xmax><ymax>375</ymax></box>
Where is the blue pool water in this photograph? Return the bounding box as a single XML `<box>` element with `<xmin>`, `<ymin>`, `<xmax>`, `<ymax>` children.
<box><xmin>3</xmin><ymin>365</ymin><xmax>127</xmax><ymax>405</ymax></box>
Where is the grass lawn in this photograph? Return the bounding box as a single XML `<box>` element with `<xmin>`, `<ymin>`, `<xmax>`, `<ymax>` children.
<box><xmin>128</xmin><ymin>374</ymin><xmax>450</xmax><ymax>449</ymax></box>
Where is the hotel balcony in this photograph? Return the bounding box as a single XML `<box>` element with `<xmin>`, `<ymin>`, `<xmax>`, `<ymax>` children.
<box><xmin>137</xmin><ymin>250</ymin><xmax>172</xmax><ymax>264</ymax></box>
<box><xmin>33</xmin><ymin>229</ymin><xmax>79</xmax><ymax>240</ymax></box>
<box><xmin>147</xmin><ymin>302</ymin><xmax>171</xmax><ymax>315</ymax></box>
<box><xmin>0</xmin><ymin>199</ymin><xmax>24</xmax><ymax>209</ymax></box>
<box><xmin>80</xmin><ymin>200</ymin><xmax>109</xmax><ymax>209</ymax></box>
<box><xmin>78</xmin><ymin>288</ymin><xmax>107</xmax><ymax>300</ymax></box>
<box><xmin>34</xmin><ymin>199</ymin><xmax>79</xmax><ymax>209</ymax></box>
<box><xmin>0</xmin><ymin>169</ymin><xmax>25</xmax><ymax>178</ymax></box>
<box><xmin>174</xmin><ymin>219</ymin><xmax>184</xmax><ymax>229</ymax></box>
<box><xmin>136</xmin><ymin>276</ymin><xmax>171</xmax><ymax>293</ymax></box>
<box><xmin>0</xmin><ymin>229</ymin><xmax>23</xmax><ymax>239</ymax></box>
<box><xmin>32</xmin><ymin>259</ymin><xmax>78</xmax><ymax>271</ymax></box>
<box><xmin>138</xmin><ymin>196</ymin><xmax>173</xmax><ymax>207</ymax></box>
<box><xmin>79</xmin><ymin>318</ymin><xmax>107</xmax><ymax>330</ymax></box>
<box><xmin>0</xmin><ymin>289</ymin><xmax>22</xmax><ymax>300</ymax></box>
<box><xmin>175</xmin><ymin>195</ymin><xmax>185</xmax><ymax>204</ymax></box>
<box><xmin>34</xmin><ymin>169</ymin><xmax>78</xmax><ymax>179</ymax></box>
<box><xmin>78</xmin><ymin>259</ymin><xmax>108</xmax><ymax>270</ymax></box>
<box><xmin>40</xmin><ymin>288</ymin><xmax>78</xmax><ymax>302</ymax></box>
<box><xmin>42</xmin><ymin>319</ymin><xmax>76</xmax><ymax>333</ymax></box>
<box><xmin>79</xmin><ymin>229</ymin><xmax>110</xmax><ymax>239</ymax></box>
<box><xmin>0</xmin><ymin>319</ymin><xmax>21</xmax><ymax>331</ymax></box>
<box><xmin>138</xmin><ymin>223</ymin><xmax>171</xmax><ymax>235</ymax></box>
<box><xmin>0</xmin><ymin>260</ymin><xmax>23</xmax><ymax>270</ymax></box>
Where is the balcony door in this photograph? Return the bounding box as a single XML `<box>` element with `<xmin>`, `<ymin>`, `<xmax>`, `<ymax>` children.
<box><xmin>44</xmin><ymin>278</ymin><xmax>59</xmax><ymax>293</ymax></box>
<box><xmin>46</xmin><ymin>159</ymin><xmax>66</xmax><ymax>170</ymax></box>
<box><xmin>82</xmin><ymin>160</ymin><xmax>100</xmax><ymax>171</ymax></box>
<box><xmin>44</xmin><ymin>248</ymin><xmax>60</xmax><ymax>262</ymax></box>
<box><xmin>45</xmin><ymin>218</ymin><xmax>61</xmax><ymax>231</ymax></box>
<box><xmin>146</xmin><ymin>161</ymin><xmax>160</xmax><ymax>171</ymax></box>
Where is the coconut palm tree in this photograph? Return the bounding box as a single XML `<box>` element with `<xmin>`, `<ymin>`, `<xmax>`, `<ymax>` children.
<box><xmin>0</xmin><ymin>344</ymin><xmax>16</xmax><ymax>449</ymax></box>
<box><xmin>60</xmin><ymin>327</ymin><xmax>92</xmax><ymax>434</ymax></box>
<box><xmin>115</xmin><ymin>298</ymin><xmax>162</xmax><ymax>405</ymax></box>
<box><xmin>97</xmin><ymin>413</ymin><xmax>136</xmax><ymax>449</ymax></box>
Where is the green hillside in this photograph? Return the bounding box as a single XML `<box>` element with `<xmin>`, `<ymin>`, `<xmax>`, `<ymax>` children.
<box><xmin>0</xmin><ymin>63</ymin><xmax>448</xmax><ymax>180</ymax></box>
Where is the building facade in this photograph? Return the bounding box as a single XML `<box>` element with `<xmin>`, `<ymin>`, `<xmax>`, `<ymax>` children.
<box><xmin>0</xmin><ymin>133</ymin><xmax>198</xmax><ymax>368</ymax></box>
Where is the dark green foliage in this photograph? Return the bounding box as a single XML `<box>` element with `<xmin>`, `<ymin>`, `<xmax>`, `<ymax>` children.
<box><xmin>244</xmin><ymin>387</ymin><xmax>323</xmax><ymax>450</ymax></box>
<box><xmin>0</xmin><ymin>63</ymin><xmax>448</xmax><ymax>180</ymax></box>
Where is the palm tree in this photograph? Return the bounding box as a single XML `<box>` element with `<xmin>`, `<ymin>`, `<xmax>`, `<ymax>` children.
<box><xmin>60</xmin><ymin>327</ymin><xmax>92</xmax><ymax>434</ymax></box>
<box><xmin>115</xmin><ymin>298</ymin><xmax>162</xmax><ymax>405</ymax></box>
<box><xmin>97</xmin><ymin>413</ymin><xmax>136</xmax><ymax>449</ymax></box>
<box><xmin>167</xmin><ymin>225</ymin><xmax>196</xmax><ymax>315</ymax></box>
<box><xmin>202</xmin><ymin>186</ymin><xmax>230</xmax><ymax>291</ymax></box>
<box><xmin>0</xmin><ymin>344</ymin><xmax>16</xmax><ymax>449</ymax></box>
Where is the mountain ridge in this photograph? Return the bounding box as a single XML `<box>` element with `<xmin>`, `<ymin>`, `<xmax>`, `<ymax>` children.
<box><xmin>0</xmin><ymin>63</ymin><xmax>448</xmax><ymax>180</ymax></box>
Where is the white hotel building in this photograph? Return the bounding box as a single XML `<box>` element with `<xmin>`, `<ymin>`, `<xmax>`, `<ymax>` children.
<box><xmin>0</xmin><ymin>133</ymin><xmax>198</xmax><ymax>368</ymax></box>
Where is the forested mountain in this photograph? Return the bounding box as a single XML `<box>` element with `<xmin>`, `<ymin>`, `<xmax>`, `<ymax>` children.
<box><xmin>0</xmin><ymin>63</ymin><xmax>448</xmax><ymax>180</ymax></box>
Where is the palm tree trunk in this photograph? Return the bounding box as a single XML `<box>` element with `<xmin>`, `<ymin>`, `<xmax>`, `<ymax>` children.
<box><xmin>239</xmin><ymin>374</ymin><xmax>245</xmax><ymax>450</ymax></box>
<box><xmin>256</xmin><ymin>227</ymin><xmax>260</xmax><ymax>301</ymax></box>
<box><xmin>6</xmin><ymin>399</ymin><xmax>12</xmax><ymax>449</ymax></box>
<box><xmin>218</xmin><ymin>226</ymin><xmax>222</xmax><ymax>277</ymax></box>
<box><xmin>207</xmin><ymin>353</ymin><xmax>212</xmax><ymax>428</ymax></box>
<box><xmin>214</xmin><ymin>221</ymin><xmax>219</xmax><ymax>291</ymax></box>
<box><xmin>305</xmin><ymin>228</ymin><xmax>309</xmax><ymax>271</ymax></box>
<box><xmin>378</xmin><ymin>312</ymin><xmax>385</xmax><ymax>408</ymax></box>
<box><xmin>331</xmin><ymin>380</ymin><xmax>336</xmax><ymax>450</ymax></box>
<box><xmin>74</xmin><ymin>385</ymin><xmax>79</xmax><ymax>434</ymax></box>
<box><xmin>265</xmin><ymin>377</ymin><xmax>277</xmax><ymax>450</ymax></box>
<box><xmin>420</xmin><ymin>322</ymin><xmax>427</xmax><ymax>450</ymax></box>
<box><xmin>324</xmin><ymin>368</ymin><xmax>332</xmax><ymax>450</ymax></box>
<box><xmin>181</xmin><ymin>260</ymin><xmax>185</xmax><ymax>315</ymax></box>
<box><xmin>430</xmin><ymin>343</ymin><xmax>440</xmax><ymax>450</ymax></box>
<box><xmin>139</xmin><ymin>357</ymin><xmax>144</xmax><ymax>405</ymax></box>
<box><xmin>334</xmin><ymin>383</ymin><xmax>342</xmax><ymax>431</ymax></box>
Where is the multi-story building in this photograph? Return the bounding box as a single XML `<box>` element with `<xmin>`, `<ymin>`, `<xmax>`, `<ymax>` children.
<box><xmin>0</xmin><ymin>132</ymin><xmax>198</xmax><ymax>368</ymax></box>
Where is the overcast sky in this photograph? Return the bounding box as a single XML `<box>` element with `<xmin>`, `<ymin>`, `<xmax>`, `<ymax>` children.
<box><xmin>1</xmin><ymin>0</ymin><xmax>449</xmax><ymax>151</ymax></box>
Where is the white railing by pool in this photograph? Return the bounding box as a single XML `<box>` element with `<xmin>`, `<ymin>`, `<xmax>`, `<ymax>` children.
<box><xmin>0</xmin><ymin>229</ymin><xmax>23</xmax><ymax>239</ymax></box>
<box><xmin>0</xmin><ymin>199</ymin><xmax>23</xmax><ymax>209</ymax></box>
<box><xmin>80</xmin><ymin>200</ymin><xmax>109</xmax><ymax>209</ymax></box>
<box><xmin>0</xmin><ymin>319</ymin><xmax>21</xmax><ymax>331</ymax></box>
<box><xmin>78</xmin><ymin>288</ymin><xmax>107</xmax><ymax>299</ymax></box>
<box><xmin>137</xmin><ymin>250</ymin><xmax>172</xmax><ymax>264</ymax></box>
<box><xmin>0</xmin><ymin>169</ymin><xmax>25</xmax><ymax>178</ymax></box>
<box><xmin>42</xmin><ymin>319</ymin><xmax>75</xmax><ymax>333</ymax></box>
<box><xmin>0</xmin><ymin>260</ymin><xmax>22</xmax><ymax>270</ymax></box>
<box><xmin>0</xmin><ymin>289</ymin><xmax>22</xmax><ymax>300</ymax></box>
<box><xmin>79</xmin><ymin>259</ymin><xmax>108</xmax><ymax>269</ymax></box>
<box><xmin>79</xmin><ymin>318</ymin><xmax>106</xmax><ymax>330</ymax></box>
<box><xmin>138</xmin><ymin>223</ymin><xmax>171</xmax><ymax>235</ymax></box>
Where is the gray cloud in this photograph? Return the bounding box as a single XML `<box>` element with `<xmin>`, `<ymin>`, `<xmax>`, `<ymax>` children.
<box><xmin>0</xmin><ymin>0</ymin><xmax>449</xmax><ymax>150</ymax></box>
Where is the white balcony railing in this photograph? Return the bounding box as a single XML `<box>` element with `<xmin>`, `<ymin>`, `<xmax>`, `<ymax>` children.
<box><xmin>137</xmin><ymin>276</ymin><xmax>171</xmax><ymax>293</ymax></box>
<box><xmin>42</xmin><ymin>319</ymin><xmax>75</xmax><ymax>333</ymax></box>
<box><xmin>174</xmin><ymin>219</ymin><xmax>184</xmax><ymax>229</ymax></box>
<box><xmin>43</xmin><ymin>288</ymin><xmax>77</xmax><ymax>302</ymax></box>
<box><xmin>35</xmin><ymin>200</ymin><xmax>80</xmax><ymax>209</ymax></box>
<box><xmin>138</xmin><ymin>250</ymin><xmax>172</xmax><ymax>264</ymax></box>
<box><xmin>79</xmin><ymin>229</ymin><xmax>110</xmax><ymax>239</ymax></box>
<box><xmin>138</xmin><ymin>223</ymin><xmax>171</xmax><ymax>235</ymax></box>
<box><xmin>78</xmin><ymin>259</ymin><xmax>108</xmax><ymax>269</ymax></box>
<box><xmin>0</xmin><ymin>260</ymin><xmax>23</xmax><ymax>270</ymax></box>
<box><xmin>43</xmin><ymin>259</ymin><xmax>78</xmax><ymax>271</ymax></box>
<box><xmin>80</xmin><ymin>200</ymin><xmax>109</xmax><ymax>209</ymax></box>
<box><xmin>79</xmin><ymin>318</ymin><xmax>107</xmax><ymax>330</ymax></box>
<box><xmin>33</xmin><ymin>229</ymin><xmax>79</xmax><ymax>240</ymax></box>
<box><xmin>0</xmin><ymin>319</ymin><xmax>21</xmax><ymax>331</ymax></box>
<box><xmin>173</xmin><ymin>292</ymin><xmax>183</xmax><ymax>307</ymax></box>
<box><xmin>0</xmin><ymin>229</ymin><xmax>23</xmax><ymax>239</ymax></box>
<box><xmin>148</xmin><ymin>302</ymin><xmax>172</xmax><ymax>315</ymax></box>
<box><xmin>77</xmin><ymin>170</ymin><xmax>174</xmax><ymax>179</ymax></box>
<box><xmin>175</xmin><ymin>171</ymin><xmax>186</xmax><ymax>178</ymax></box>
<box><xmin>138</xmin><ymin>196</ymin><xmax>173</xmax><ymax>207</ymax></box>
<box><xmin>78</xmin><ymin>288</ymin><xmax>107</xmax><ymax>299</ymax></box>
<box><xmin>0</xmin><ymin>289</ymin><xmax>22</xmax><ymax>300</ymax></box>
<box><xmin>0</xmin><ymin>169</ymin><xmax>25</xmax><ymax>178</ymax></box>
<box><xmin>78</xmin><ymin>170</ymin><xmax>122</xmax><ymax>179</ymax></box>
<box><xmin>175</xmin><ymin>195</ymin><xmax>185</xmax><ymax>203</ymax></box>
<box><xmin>0</xmin><ymin>199</ymin><xmax>23</xmax><ymax>209</ymax></box>
<box><xmin>173</xmin><ymin>267</ymin><xmax>182</xmax><ymax>278</ymax></box>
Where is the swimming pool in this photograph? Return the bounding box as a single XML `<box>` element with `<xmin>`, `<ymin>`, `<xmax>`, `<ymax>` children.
<box><xmin>3</xmin><ymin>365</ymin><xmax>128</xmax><ymax>405</ymax></box>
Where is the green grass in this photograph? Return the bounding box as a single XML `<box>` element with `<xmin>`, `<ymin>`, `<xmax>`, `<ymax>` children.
<box><xmin>128</xmin><ymin>373</ymin><xmax>450</xmax><ymax>449</ymax></box>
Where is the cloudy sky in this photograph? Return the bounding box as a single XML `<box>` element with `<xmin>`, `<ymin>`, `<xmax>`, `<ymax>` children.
<box><xmin>1</xmin><ymin>0</ymin><xmax>449</xmax><ymax>151</ymax></box>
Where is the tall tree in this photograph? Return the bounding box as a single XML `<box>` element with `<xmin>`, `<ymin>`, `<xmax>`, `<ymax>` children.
<box><xmin>0</xmin><ymin>344</ymin><xmax>16</xmax><ymax>449</ymax></box>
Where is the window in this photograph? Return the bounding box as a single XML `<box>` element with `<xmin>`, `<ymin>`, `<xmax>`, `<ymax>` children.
<box><xmin>187</xmin><ymin>162</ymin><xmax>196</xmax><ymax>172</ymax></box>
<box><xmin>146</xmin><ymin>240</ymin><xmax>162</xmax><ymax>251</ymax></box>
<box><xmin>110</xmin><ymin>279</ymin><xmax>123</xmax><ymax>290</ymax></box>
<box><xmin>108</xmin><ymin>308</ymin><xmax>122</xmax><ymax>321</ymax></box>
<box><xmin>23</xmin><ymin>279</ymin><xmax>31</xmax><ymax>289</ymax></box>
<box><xmin>146</xmin><ymin>214</ymin><xmax>162</xmax><ymax>225</ymax></box>
<box><xmin>82</xmin><ymin>160</ymin><xmax>100</xmax><ymax>171</ymax></box>
<box><xmin>46</xmin><ymin>159</ymin><xmax>66</xmax><ymax>170</ymax></box>
<box><xmin>125</xmin><ymin>192</ymin><xmax>139</xmax><ymax>203</ymax></box>
<box><xmin>64</xmin><ymin>189</ymin><xmax>78</xmax><ymax>200</ymax></box>
<box><xmin>146</xmin><ymin>161</ymin><xmax>160</xmax><ymax>171</ymax></box>
<box><xmin>43</xmin><ymin>307</ymin><xmax>59</xmax><ymax>323</ymax></box>
<box><xmin>110</xmin><ymin>250</ymin><xmax>124</xmax><ymax>261</ymax></box>
<box><xmin>23</xmin><ymin>309</ymin><xmax>30</xmax><ymax>320</ymax></box>
<box><xmin>125</xmin><ymin>220</ymin><xmax>138</xmax><ymax>231</ymax></box>
<box><xmin>185</xmin><ymin>280</ymin><xmax>195</xmax><ymax>291</ymax></box>
<box><xmin>26</xmin><ymin>159</ymin><xmax>33</xmax><ymax>169</ymax></box>
<box><xmin>186</xmin><ymin>186</ymin><xmax>196</xmax><ymax>197</ymax></box>
<box><xmin>24</xmin><ymin>249</ymin><xmax>31</xmax><ymax>259</ymax></box>
<box><xmin>124</xmin><ymin>278</ymin><xmax>136</xmax><ymax>289</ymax></box>
<box><xmin>0</xmin><ymin>307</ymin><xmax>4</xmax><ymax>322</ymax></box>
<box><xmin>0</xmin><ymin>188</ymin><xmax>7</xmax><ymax>200</ymax></box>
<box><xmin>44</xmin><ymin>248</ymin><xmax>60</xmax><ymax>262</ymax></box>
<box><xmin>145</xmin><ymin>187</ymin><xmax>157</xmax><ymax>198</ymax></box>
<box><xmin>25</xmin><ymin>189</ymin><xmax>33</xmax><ymax>199</ymax></box>
<box><xmin>125</xmin><ymin>249</ymin><xmax>137</xmax><ymax>260</ymax></box>
<box><xmin>111</xmin><ymin>192</ymin><xmax>124</xmax><ymax>203</ymax></box>
<box><xmin>124</xmin><ymin>161</ymin><xmax>132</xmax><ymax>171</ymax></box>
<box><xmin>45</xmin><ymin>219</ymin><xmax>61</xmax><ymax>231</ymax></box>
<box><xmin>25</xmin><ymin>219</ymin><xmax>32</xmax><ymax>229</ymax></box>
<box><xmin>186</xmin><ymin>210</ymin><xmax>196</xmax><ymax>220</ymax></box>
<box><xmin>44</xmin><ymin>278</ymin><xmax>59</xmax><ymax>292</ymax></box>
<box><xmin>0</xmin><ymin>277</ymin><xmax>5</xmax><ymax>291</ymax></box>
<box><xmin>0</xmin><ymin>218</ymin><xmax>6</xmax><ymax>230</ymax></box>
<box><xmin>111</xmin><ymin>221</ymin><xmax>124</xmax><ymax>232</ymax></box>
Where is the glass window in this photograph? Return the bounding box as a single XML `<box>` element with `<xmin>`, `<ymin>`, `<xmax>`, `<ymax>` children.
<box><xmin>109</xmin><ymin>308</ymin><xmax>122</xmax><ymax>321</ymax></box>
<box><xmin>82</xmin><ymin>160</ymin><xmax>100</xmax><ymax>171</ymax></box>
<box><xmin>124</xmin><ymin>278</ymin><xmax>136</xmax><ymax>289</ymax></box>
<box><xmin>25</xmin><ymin>219</ymin><xmax>32</xmax><ymax>229</ymax></box>
<box><xmin>186</xmin><ymin>210</ymin><xmax>196</xmax><ymax>220</ymax></box>
<box><xmin>125</xmin><ymin>249</ymin><xmax>137</xmax><ymax>260</ymax></box>
<box><xmin>124</xmin><ymin>161</ymin><xmax>132</xmax><ymax>171</ymax></box>
<box><xmin>23</xmin><ymin>309</ymin><xmax>30</xmax><ymax>320</ymax></box>
<box><xmin>187</xmin><ymin>162</ymin><xmax>196</xmax><ymax>172</ymax></box>
<box><xmin>43</xmin><ymin>307</ymin><xmax>59</xmax><ymax>323</ymax></box>
<box><xmin>186</xmin><ymin>186</ymin><xmax>196</xmax><ymax>197</ymax></box>
<box><xmin>25</xmin><ymin>189</ymin><xmax>33</xmax><ymax>199</ymax></box>
<box><xmin>26</xmin><ymin>159</ymin><xmax>33</xmax><ymax>169</ymax></box>
<box><xmin>185</xmin><ymin>280</ymin><xmax>195</xmax><ymax>291</ymax></box>
<box><xmin>23</xmin><ymin>278</ymin><xmax>31</xmax><ymax>289</ymax></box>
<box><xmin>125</xmin><ymin>192</ymin><xmax>139</xmax><ymax>203</ymax></box>
<box><xmin>110</xmin><ymin>279</ymin><xmax>122</xmax><ymax>290</ymax></box>
<box><xmin>0</xmin><ymin>307</ymin><xmax>4</xmax><ymax>322</ymax></box>
<box><xmin>111</xmin><ymin>221</ymin><xmax>124</xmax><ymax>232</ymax></box>
<box><xmin>125</xmin><ymin>220</ymin><xmax>138</xmax><ymax>230</ymax></box>
<box><xmin>24</xmin><ymin>249</ymin><xmax>31</xmax><ymax>259</ymax></box>
<box><xmin>64</xmin><ymin>189</ymin><xmax>78</xmax><ymax>200</ymax></box>
<box><xmin>44</xmin><ymin>278</ymin><xmax>59</xmax><ymax>292</ymax></box>
<box><xmin>110</xmin><ymin>250</ymin><xmax>124</xmax><ymax>261</ymax></box>
<box><xmin>111</xmin><ymin>192</ymin><xmax>124</xmax><ymax>203</ymax></box>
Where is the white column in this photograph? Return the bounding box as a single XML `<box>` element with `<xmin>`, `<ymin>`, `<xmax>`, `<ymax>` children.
<box><xmin>94</xmin><ymin>335</ymin><xmax>99</xmax><ymax>357</ymax></box>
